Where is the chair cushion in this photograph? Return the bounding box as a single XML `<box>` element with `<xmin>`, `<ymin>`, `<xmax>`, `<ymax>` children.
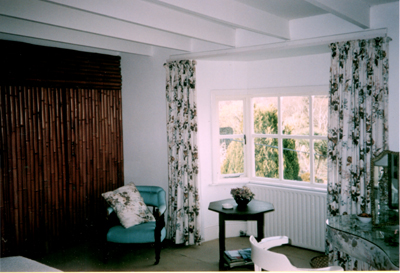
<box><xmin>102</xmin><ymin>182</ymin><xmax>155</xmax><ymax>228</ymax></box>
<box><xmin>107</xmin><ymin>222</ymin><xmax>167</xmax><ymax>244</ymax></box>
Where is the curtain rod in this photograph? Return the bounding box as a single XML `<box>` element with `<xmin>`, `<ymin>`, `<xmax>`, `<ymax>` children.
<box><xmin>167</xmin><ymin>28</ymin><xmax>389</xmax><ymax>62</ymax></box>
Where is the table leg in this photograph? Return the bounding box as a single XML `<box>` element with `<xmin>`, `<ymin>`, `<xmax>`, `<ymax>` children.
<box><xmin>256</xmin><ymin>215</ymin><xmax>264</xmax><ymax>241</ymax></box>
<box><xmin>219</xmin><ymin>215</ymin><xmax>225</xmax><ymax>270</ymax></box>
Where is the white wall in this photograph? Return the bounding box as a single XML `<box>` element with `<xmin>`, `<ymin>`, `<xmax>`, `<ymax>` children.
<box><xmin>196</xmin><ymin>61</ymin><xmax>250</xmax><ymax>240</ymax></box>
<box><xmin>196</xmin><ymin>2</ymin><xmax>399</xmax><ymax>242</ymax></box>
<box><xmin>370</xmin><ymin>3</ymin><xmax>400</xmax><ymax>151</ymax></box>
<box><xmin>120</xmin><ymin>48</ymin><xmax>177</xmax><ymax>193</ymax></box>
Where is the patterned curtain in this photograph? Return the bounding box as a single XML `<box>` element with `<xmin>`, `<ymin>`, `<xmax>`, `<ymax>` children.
<box><xmin>164</xmin><ymin>60</ymin><xmax>201</xmax><ymax>245</ymax></box>
<box><xmin>326</xmin><ymin>37</ymin><xmax>390</xmax><ymax>269</ymax></box>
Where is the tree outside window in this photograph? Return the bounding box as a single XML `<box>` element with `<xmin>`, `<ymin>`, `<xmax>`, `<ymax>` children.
<box><xmin>213</xmin><ymin>88</ymin><xmax>328</xmax><ymax>187</ymax></box>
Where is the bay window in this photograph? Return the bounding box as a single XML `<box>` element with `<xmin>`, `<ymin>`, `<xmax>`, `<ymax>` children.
<box><xmin>211</xmin><ymin>86</ymin><xmax>328</xmax><ymax>188</ymax></box>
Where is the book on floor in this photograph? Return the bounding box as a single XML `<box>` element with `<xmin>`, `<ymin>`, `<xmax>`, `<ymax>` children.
<box><xmin>224</xmin><ymin>248</ymin><xmax>253</xmax><ymax>268</ymax></box>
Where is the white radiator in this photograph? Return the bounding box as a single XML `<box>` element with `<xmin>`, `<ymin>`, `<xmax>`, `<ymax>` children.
<box><xmin>247</xmin><ymin>184</ymin><xmax>327</xmax><ymax>252</ymax></box>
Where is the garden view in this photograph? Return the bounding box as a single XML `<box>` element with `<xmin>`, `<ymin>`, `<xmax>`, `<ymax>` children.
<box><xmin>218</xmin><ymin>96</ymin><xmax>328</xmax><ymax>183</ymax></box>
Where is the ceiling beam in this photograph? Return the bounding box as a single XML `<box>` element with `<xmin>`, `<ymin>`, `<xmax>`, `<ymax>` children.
<box><xmin>0</xmin><ymin>32</ymin><xmax>126</xmax><ymax>56</ymax></box>
<box><xmin>43</xmin><ymin>0</ymin><xmax>236</xmax><ymax>47</ymax></box>
<box><xmin>304</xmin><ymin>0</ymin><xmax>370</xmax><ymax>29</ymax></box>
<box><xmin>0</xmin><ymin>0</ymin><xmax>193</xmax><ymax>52</ymax></box>
<box><xmin>0</xmin><ymin>15</ymin><xmax>153</xmax><ymax>55</ymax></box>
<box><xmin>148</xmin><ymin>0</ymin><xmax>291</xmax><ymax>40</ymax></box>
<box><xmin>168</xmin><ymin>28</ymin><xmax>388</xmax><ymax>62</ymax></box>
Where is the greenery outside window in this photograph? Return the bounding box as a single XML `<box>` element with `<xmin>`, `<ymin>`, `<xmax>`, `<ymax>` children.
<box><xmin>211</xmin><ymin>86</ymin><xmax>328</xmax><ymax>188</ymax></box>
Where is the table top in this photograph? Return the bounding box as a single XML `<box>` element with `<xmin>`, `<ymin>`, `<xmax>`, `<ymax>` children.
<box><xmin>327</xmin><ymin>215</ymin><xmax>399</xmax><ymax>268</ymax></box>
<box><xmin>208</xmin><ymin>199</ymin><xmax>274</xmax><ymax>215</ymax></box>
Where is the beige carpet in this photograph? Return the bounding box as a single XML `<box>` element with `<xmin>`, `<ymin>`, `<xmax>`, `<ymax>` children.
<box><xmin>33</xmin><ymin>236</ymin><xmax>323</xmax><ymax>271</ymax></box>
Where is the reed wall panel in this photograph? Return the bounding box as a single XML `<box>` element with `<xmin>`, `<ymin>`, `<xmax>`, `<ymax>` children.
<box><xmin>0</xmin><ymin>40</ymin><xmax>121</xmax><ymax>89</ymax></box>
<box><xmin>0</xmin><ymin>87</ymin><xmax>124</xmax><ymax>256</ymax></box>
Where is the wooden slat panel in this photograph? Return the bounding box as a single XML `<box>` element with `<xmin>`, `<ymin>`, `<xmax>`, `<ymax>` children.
<box><xmin>66</xmin><ymin>88</ymin><xmax>125</xmax><ymax>229</ymax></box>
<box><xmin>0</xmin><ymin>40</ymin><xmax>124</xmax><ymax>256</ymax></box>
<box><xmin>0</xmin><ymin>40</ymin><xmax>122</xmax><ymax>90</ymax></box>
<box><xmin>1</xmin><ymin>86</ymin><xmax>124</xmax><ymax>256</ymax></box>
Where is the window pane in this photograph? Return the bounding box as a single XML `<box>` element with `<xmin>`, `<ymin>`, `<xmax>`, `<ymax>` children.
<box><xmin>313</xmin><ymin>95</ymin><xmax>328</xmax><ymax>136</ymax></box>
<box><xmin>253</xmin><ymin>97</ymin><xmax>278</xmax><ymax>134</ymax></box>
<box><xmin>283</xmin><ymin>139</ymin><xmax>309</xmax><ymax>181</ymax></box>
<box><xmin>220</xmin><ymin>138</ymin><xmax>244</xmax><ymax>175</ymax></box>
<box><xmin>219</xmin><ymin>100</ymin><xmax>243</xmax><ymax>135</ymax></box>
<box><xmin>254</xmin><ymin>137</ymin><xmax>279</xmax><ymax>178</ymax></box>
<box><xmin>314</xmin><ymin>139</ymin><xmax>328</xmax><ymax>184</ymax></box>
<box><xmin>281</xmin><ymin>96</ymin><xmax>309</xmax><ymax>135</ymax></box>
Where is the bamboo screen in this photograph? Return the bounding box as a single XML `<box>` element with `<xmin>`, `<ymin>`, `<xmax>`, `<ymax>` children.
<box><xmin>1</xmin><ymin>40</ymin><xmax>122</xmax><ymax>89</ymax></box>
<box><xmin>0</xmin><ymin>41</ymin><xmax>124</xmax><ymax>256</ymax></box>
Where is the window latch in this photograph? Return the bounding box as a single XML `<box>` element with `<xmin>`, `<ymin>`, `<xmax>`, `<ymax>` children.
<box><xmin>244</xmin><ymin>135</ymin><xmax>246</xmax><ymax>145</ymax></box>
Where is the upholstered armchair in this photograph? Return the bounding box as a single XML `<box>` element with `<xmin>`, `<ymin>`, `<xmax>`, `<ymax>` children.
<box><xmin>104</xmin><ymin>185</ymin><xmax>167</xmax><ymax>265</ymax></box>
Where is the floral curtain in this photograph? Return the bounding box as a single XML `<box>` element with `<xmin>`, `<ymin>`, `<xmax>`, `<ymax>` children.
<box><xmin>164</xmin><ymin>60</ymin><xmax>201</xmax><ymax>245</ymax></box>
<box><xmin>326</xmin><ymin>37</ymin><xmax>390</xmax><ymax>269</ymax></box>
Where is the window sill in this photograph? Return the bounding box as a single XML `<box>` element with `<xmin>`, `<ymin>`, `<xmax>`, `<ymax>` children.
<box><xmin>248</xmin><ymin>180</ymin><xmax>327</xmax><ymax>193</ymax></box>
<box><xmin>211</xmin><ymin>177</ymin><xmax>327</xmax><ymax>193</ymax></box>
<box><xmin>210</xmin><ymin>177</ymin><xmax>250</xmax><ymax>186</ymax></box>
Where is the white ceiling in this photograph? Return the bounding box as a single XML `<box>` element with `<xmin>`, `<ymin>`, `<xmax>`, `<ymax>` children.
<box><xmin>0</xmin><ymin>0</ymin><xmax>398</xmax><ymax>57</ymax></box>
<box><xmin>236</xmin><ymin>0</ymin><xmax>398</xmax><ymax>20</ymax></box>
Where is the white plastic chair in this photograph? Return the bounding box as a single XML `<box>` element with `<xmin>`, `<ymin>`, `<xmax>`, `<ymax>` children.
<box><xmin>249</xmin><ymin>235</ymin><xmax>343</xmax><ymax>271</ymax></box>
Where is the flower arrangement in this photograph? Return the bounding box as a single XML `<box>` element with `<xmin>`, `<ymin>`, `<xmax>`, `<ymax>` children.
<box><xmin>230</xmin><ymin>186</ymin><xmax>255</xmax><ymax>204</ymax></box>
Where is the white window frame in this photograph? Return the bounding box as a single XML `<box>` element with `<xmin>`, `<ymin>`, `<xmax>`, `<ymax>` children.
<box><xmin>211</xmin><ymin>85</ymin><xmax>328</xmax><ymax>190</ymax></box>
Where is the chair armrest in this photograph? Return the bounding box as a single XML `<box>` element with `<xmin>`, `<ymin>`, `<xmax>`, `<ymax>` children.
<box><xmin>106</xmin><ymin>207</ymin><xmax>114</xmax><ymax>216</ymax></box>
<box><xmin>137</xmin><ymin>186</ymin><xmax>166</xmax><ymax>217</ymax></box>
<box><xmin>260</xmin><ymin>236</ymin><xmax>290</xmax><ymax>249</ymax></box>
<box><xmin>105</xmin><ymin>206</ymin><xmax>119</xmax><ymax>229</ymax></box>
<box><xmin>156</xmin><ymin>188</ymin><xmax>166</xmax><ymax>217</ymax></box>
<box><xmin>154</xmin><ymin>204</ymin><xmax>166</xmax><ymax>220</ymax></box>
<box><xmin>157</xmin><ymin>204</ymin><xmax>166</xmax><ymax>216</ymax></box>
<box><xmin>251</xmin><ymin>235</ymin><xmax>290</xmax><ymax>250</ymax></box>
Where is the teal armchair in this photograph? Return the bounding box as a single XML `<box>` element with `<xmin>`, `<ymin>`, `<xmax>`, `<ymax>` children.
<box><xmin>104</xmin><ymin>186</ymin><xmax>167</xmax><ymax>265</ymax></box>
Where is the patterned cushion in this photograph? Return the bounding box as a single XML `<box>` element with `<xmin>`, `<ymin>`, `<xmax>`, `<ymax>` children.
<box><xmin>102</xmin><ymin>182</ymin><xmax>155</xmax><ymax>228</ymax></box>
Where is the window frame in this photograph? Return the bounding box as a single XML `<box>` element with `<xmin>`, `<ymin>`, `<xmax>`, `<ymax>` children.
<box><xmin>211</xmin><ymin>86</ymin><xmax>329</xmax><ymax>190</ymax></box>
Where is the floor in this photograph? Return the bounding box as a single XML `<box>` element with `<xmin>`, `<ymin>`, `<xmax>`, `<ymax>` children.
<box><xmin>32</xmin><ymin>236</ymin><xmax>325</xmax><ymax>271</ymax></box>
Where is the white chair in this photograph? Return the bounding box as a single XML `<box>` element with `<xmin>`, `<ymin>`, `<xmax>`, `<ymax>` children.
<box><xmin>249</xmin><ymin>235</ymin><xmax>343</xmax><ymax>271</ymax></box>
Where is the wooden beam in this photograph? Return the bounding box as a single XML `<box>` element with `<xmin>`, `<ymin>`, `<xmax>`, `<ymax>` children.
<box><xmin>0</xmin><ymin>16</ymin><xmax>153</xmax><ymax>56</ymax></box>
<box><xmin>44</xmin><ymin>0</ymin><xmax>236</xmax><ymax>47</ymax></box>
<box><xmin>167</xmin><ymin>28</ymin><xmax>388</xmax><ymax>62</ymax></box>
<box><xmin>305</xmin><ymin>0</ymin><xmax>370</xmax><ymax>29</ymax></box>
<box><xmin>0</xmin><ymin>0</ymin><xmax>192</xmax><ymax>51</ymax></box>
<box><xmin>149</xmin><ymin>0</ymin><xmax>291</xmax><ymax>40</ymax></box>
